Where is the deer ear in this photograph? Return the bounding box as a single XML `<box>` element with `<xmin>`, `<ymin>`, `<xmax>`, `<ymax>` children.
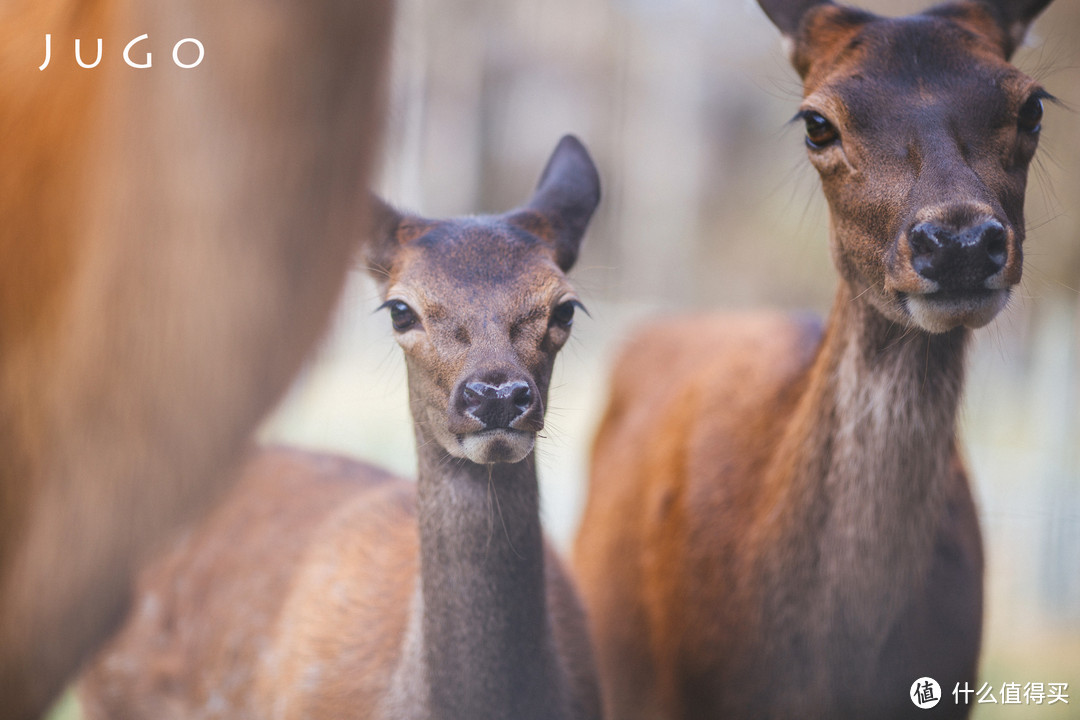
<box><xmin>963</xmin><ymin>0</ymin><xmax>1054</xmax><ymax>57</ymax></box>
<box><xmin>507</xmin><ymin>135</ymin><xmax>600</xmax><ymax>273</ymax></box>
<box><xmin>362</xmin><ymin>194</ymin><xmax>404</xmax><ymax>289</ymax></box>
<box><xmin>757</xmin><ymin>0</ymin><xmax>833</xmax><ymax>39</ymax></box>
<box><xmin>758</xmin><ymin>0</ymin><xmax>874</xmax><ymax>76</ymax></box>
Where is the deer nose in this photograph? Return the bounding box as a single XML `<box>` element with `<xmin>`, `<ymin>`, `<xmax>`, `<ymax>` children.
<box><xmin>908</xmin><ymin>219</ymin><xmax>1008</xmax><ymax>290</ymax></box>
<box><xmin>460</xmin><ymin>379</ymin><xmax>536</xmax><ymax>430</ymax></box>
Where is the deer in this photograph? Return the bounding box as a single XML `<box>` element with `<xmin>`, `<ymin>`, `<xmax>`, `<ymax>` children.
<box><xmin>78</xmin><ymin>135</ymin><xmax>605</xmax><ymax>720</ymax></box>
<box><xmin>574</xmin><ymin>0</ymin><xmax>1054</xmax><ymax>717</ymax></box>
<box><xmin>0</xmin><ymin>1</ymin><xmax>391</xmax><ymax>717</ymax></box>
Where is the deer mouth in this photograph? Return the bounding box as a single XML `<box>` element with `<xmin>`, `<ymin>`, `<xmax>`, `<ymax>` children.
<box><xmin>903</xmin><ymin>288</ymin><xmax>1010</xmax><ymax>333</ymax></box>
<box><xmin>458</xmin><ymin>428</ymin><xmax>535</xmax><ymax>465</ymax></box>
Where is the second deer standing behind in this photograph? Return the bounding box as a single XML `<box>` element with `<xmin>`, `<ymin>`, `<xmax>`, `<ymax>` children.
<box><xmin>575</xmin><ymin>0</ymin><xmax>1054</xmax><ymax>718</ymax></box>
<box><xmin>79</xmin><ymin>135</ymin><xmax>604</xmax><ymax>720</ymax></box>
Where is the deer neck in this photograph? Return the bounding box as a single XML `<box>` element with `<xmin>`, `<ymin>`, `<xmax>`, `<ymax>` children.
<box><xmin>407</xmin><ymin>429</ymin><xmax>568</xmax><ymax>720</ymax></box>
<box><xmin>765</xmin><ymin>281</ymin><xmax>969</xmax><ymax>647</ymax></box>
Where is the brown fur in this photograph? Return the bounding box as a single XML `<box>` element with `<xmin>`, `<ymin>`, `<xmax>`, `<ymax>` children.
<box><xmin>80</xmin><ymin>449</ymin><xmax>600</xmax><ymax>720</ymax></box>
<box><xmin>0</xmin><ymin>1</ymin><xmax>392</xmax><ymax>717</ymax></box>
<box><xmin>575</xmin><ymin>1</ymin><xmax>1051</xmax><ymax>718</ymax></box>
<box><xmin>79</xmin><ymin>136</ymin><xmax>604</xmax><ymax>720</ymax></box>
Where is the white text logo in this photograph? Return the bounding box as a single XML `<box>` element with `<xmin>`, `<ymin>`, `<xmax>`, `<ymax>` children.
<box><xmin>39</xmin><ymin>34</ymin><xmax>204</xmax><ymax>71</ymax></box>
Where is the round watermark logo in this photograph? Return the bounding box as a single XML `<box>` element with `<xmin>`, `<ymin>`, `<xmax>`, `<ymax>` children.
<box><xmin>911</xmin><ymin>677</ymin><xmax>942</xmax><ymax>709</ymax></box>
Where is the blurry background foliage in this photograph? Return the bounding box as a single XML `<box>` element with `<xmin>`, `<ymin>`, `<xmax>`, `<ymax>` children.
<box><xmin>53</xmin><ymin>0</ymin><xmax>1079</xmax><ymax>717</ymax></box>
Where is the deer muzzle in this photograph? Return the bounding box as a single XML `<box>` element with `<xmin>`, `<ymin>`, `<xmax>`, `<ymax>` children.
<box><xmin>447</xmin><ymin>372</ymin><xmax>545</xmax><ymax>464</ymax></box>
<box><xmin>887</xmin><ymin>207</ymin><xmax>1021</xmax><ymax>332</ymax></box>
<box><xmin>908</xmin><ymin>219</ymin><xmax>1009</xmax><ymax>291</ymax></box>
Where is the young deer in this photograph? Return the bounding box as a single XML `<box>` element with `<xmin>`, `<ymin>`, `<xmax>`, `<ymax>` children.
<box><xmin>79</xmin><ymin>135</ymin><xmax>604</xmax><ymax>720</ymax></box>
<box><xmin>0</xmin><ymin>1</ymin><xmax>391</xmax><ymax>717</ymax></box>
<box><xmin>574</xmin><ymin>1</ymin><xmax>1053</xmax><ymax>718</ymax></box>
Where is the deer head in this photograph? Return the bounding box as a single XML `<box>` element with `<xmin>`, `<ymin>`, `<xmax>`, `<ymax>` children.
<box><xmin>761</xmin><ymin>0</ymin><xmax>1053</xmax><ymax>332</ymax></box>
<box><xmin>365</xmin><ymin>135</ymin><xmax>600</xmax><ymax>465</ymax></box>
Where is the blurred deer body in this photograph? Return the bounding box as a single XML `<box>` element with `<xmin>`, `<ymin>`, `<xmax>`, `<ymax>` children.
<box><xmin>574</xmin><ymin>1</ymin><xmax>1052</xmax><ymax>718</ymax></box>
<box><xmin>80</xmin><ymin>136</ymin><xmax>604</xmax><ymax>720</ymax></box>
<box><xmin>0</xmin><ymin>1</ymin><xmax>391</xmax><ymax>717</ymax></box>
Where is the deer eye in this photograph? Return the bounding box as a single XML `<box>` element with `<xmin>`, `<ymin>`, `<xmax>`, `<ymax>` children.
<box><xmin>1017</xmin><ymin>95</ymin><xmax>1043</xmax><ymax>134</ymax></box>
<box><xmin>800</xmin><ymin>111</ymin><xmax>839</xmax><ymax>149</ymax></box>
<box><xmin>551</xmin><ymin>300</ymin><xmax>582</xmax><ymax>329</ymax></box>
<box><xmin>380</xmin><ymin>300</ymin><xmax>418</xmax><ymax>332</ymax></box>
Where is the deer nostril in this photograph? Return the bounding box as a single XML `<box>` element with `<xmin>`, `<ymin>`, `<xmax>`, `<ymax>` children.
<box><xmin>979</xmin><ymin>222</ymin><xmax>1008</xmax><ymax>270</ymax></box>
<box><xmin>909</xmin><ymin>223</ymin><xmax>943</xmax><ymax>278</ymax></box>
<box><xmin>464</xmin><ymin>381</ymin><xmax>495</xmax><ymax>406</ymax></box>
<box><xmin>956</xmin><ymin>220</ymin><xmax>1008</xmax><ymax>276</ymax></box>
<box><xmin>909</xmin><ymin>223</ymin><xmax>941</xmax><ymax>255</ymax></box>
<box><xmin>510</xmin><ymin>382</ymin><xmax>532</xmax><ymax>412</ymax></box>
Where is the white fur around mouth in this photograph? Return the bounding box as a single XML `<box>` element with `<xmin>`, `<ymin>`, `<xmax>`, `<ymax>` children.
<box><xmin>905</xmin><ymin>288</ymin><xmax>1010</xmax><ymax>333</ymax></box>
<box><xmin>458</xmin><ymin>429</ymin><xmax>535</xmax><ymax>465</ymax></box>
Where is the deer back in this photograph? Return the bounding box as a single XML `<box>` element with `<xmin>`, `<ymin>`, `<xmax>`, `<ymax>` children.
<box><xmin>0</xmin><ymin>2</ymin><xmax>392</xmax><ymax>716</ymax></box>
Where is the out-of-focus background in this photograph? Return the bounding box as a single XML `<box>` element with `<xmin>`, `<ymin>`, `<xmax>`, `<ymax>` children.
<box><xmin>52</xmin><ymin>0</ymin><xmax>1079</xmax><ymax>717</ymax></box>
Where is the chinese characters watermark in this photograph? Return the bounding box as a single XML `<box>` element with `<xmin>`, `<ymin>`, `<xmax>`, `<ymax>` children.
<box><xmin>911</xmin><ymin>678</ymin><xmax>1070</xmax><ymax>709</ymax></box>
<box><xmin>953</xmin><ymin>681</ymin><xmax>1070</xmax><ymax>706</ymax></box>
<box><xmin>911</xmin><ymin>677</ymin><xmax>942</xmax><ymax>709</ymax></box>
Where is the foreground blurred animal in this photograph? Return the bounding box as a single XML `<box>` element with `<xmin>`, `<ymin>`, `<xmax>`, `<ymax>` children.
<box><xmin>80</xmin><ymin>136</ymin><xmax>604</xmax><ymax>720</ymax></box>
<box><xmin>0</xmin><ymin>1</ymin><xmax>392</xmax><ymax>717</ymax></box>
<box><xmin>575</xmin><ymin>0</ymin><xmax>1053</xmax><ymax>717</ymax></box>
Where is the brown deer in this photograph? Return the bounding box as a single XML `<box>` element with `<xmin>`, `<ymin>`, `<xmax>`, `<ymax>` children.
<box><xmin>574</xmin><ymin>0</ymin><xmax>1053</xmax><ymax>718</ymax></box>
<box><xmin>0</xmin><ymin>1</ymin><xmax>391</xmax><ymax>717</ymax></box>
<box><xmin>79</xmin><ymin>135</ymin><xmax>604</xmax><ymax>720</ymax></box>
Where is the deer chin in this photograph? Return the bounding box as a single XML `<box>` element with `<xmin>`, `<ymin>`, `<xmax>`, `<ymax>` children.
<box><xmin>458</xmin><ymin>429</ymin><xmax>535</xmax><ymax>465</ymax></box>
<box><xmin>904</xmin><ymin>288</ymin><xmax>1010</xmax><ymax>333</ymax></box>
